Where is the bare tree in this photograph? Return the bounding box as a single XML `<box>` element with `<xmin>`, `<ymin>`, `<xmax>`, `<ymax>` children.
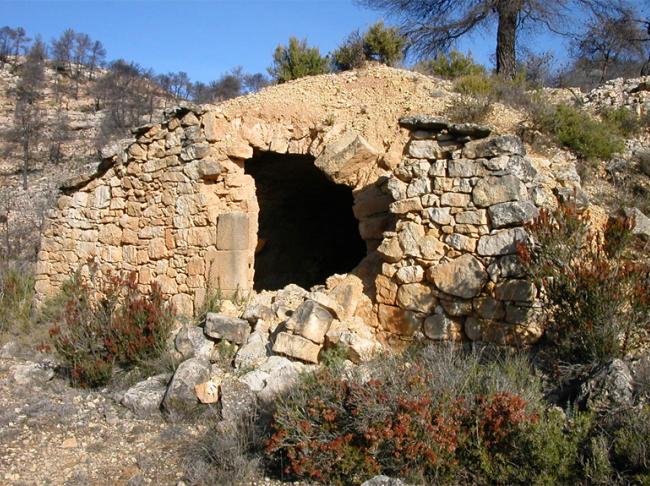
<box><xmin>51</xmin><ymin>28</ymin><xmax>75</xmax><ymax>74</ymax></box>
<box><xmin>572</xmin><ymin>7</ymin><xmax>647</xmax><ymax>82</ymax></box>
<box><xmin>356</xmin><ymin>0</ymin><xmax>633</xmax><ymax>78</ymax></box>
<box><xmin>7</xmin><ymin>37</ymin><xmax>46</xmax><ymax>189</ymax></box>
<box><xmin>0</xmin><ymin>27</ymin><xmax>16</xmax><ymax>66</ymax></box>
<box><xmin>93</xmin><ymin>60</ymin><xmax>158</xmax><ymax>147</ymax></box>
<box><xmin>87</xmin><ymin>40</ymin><xmax>106</xmax><ymax>79</ymax></box>
<box><xmin>49</xmin><ymin>107</ymin><xmax>70</xmax><ymax>164</ymax></box>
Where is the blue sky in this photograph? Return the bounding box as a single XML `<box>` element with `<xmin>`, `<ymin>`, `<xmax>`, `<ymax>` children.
<box><xmin>2</xmin><ymin>0</ymin><xmax>648</xmax><ymax>83</ymax></box>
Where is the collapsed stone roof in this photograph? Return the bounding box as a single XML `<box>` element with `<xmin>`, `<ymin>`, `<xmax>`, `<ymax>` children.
<box><xmin>35</xmin><ymin>65</ymin><xmax>585</xmax><ymax>360</ymax></box>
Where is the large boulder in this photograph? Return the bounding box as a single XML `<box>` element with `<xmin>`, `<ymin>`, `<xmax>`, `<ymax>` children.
<box><xmin>161</xmin><ymin>358</ymin><xmax>210</xmax><ymax>419</ymax></box>
<box><xmin>122</xmin><ymin>373</ymin><xmax>171</xmax><ymax>417</ymax></box>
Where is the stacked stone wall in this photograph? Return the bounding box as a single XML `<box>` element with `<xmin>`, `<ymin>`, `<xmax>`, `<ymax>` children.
<box><xmin>374</xmin><ymin>117</ymin><xmax>546</xmax><ymax>346</ymax></box>
<box><xmin>34</xmin><ymin>104</ymin><xmax>573</xmax><ymax>350</ymax></box>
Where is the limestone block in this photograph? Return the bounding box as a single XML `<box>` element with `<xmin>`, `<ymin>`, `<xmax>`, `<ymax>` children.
<box><xmin>148</xmin><ymin>238</ymin><xmax>169</xmax><ymax>260</ymax></box>
<box><xmin>162</xmin><ymin>357</ymin><xmax>210</xmax><ymax>418</ymax></box>
<box><xmin>472</xmin><ymin>175</ymin><xmax>527</xmax><ymax>207</ymax></box>
<box><xmin>225</xmin><ymin>139</ymin><xmax>253</xmax><ymax>159</ymax></box>
<box><xmin>454</xmin><ymin>209</ymin><xmax>488</xmax><ymax>225</ymax></box>
<box><xmin>440</xmin><ymin>299</ymin><xmax>474</xmax><ymax>316</ymax></box>
<box><xmin>488</xmin><ymin>201</ymin><xmax>539</xmax><ymax>228</ymax></box>
<box><xmin>406</xmin><ymin>177</ymin><xmax>431</xmax><ymax>197</ymax></box>
<box><xmin>207</xmin><ymin>249</ymin><xmax>249</xmax><ymax>291</ymax></box>
<box><xmin>98</xmin><ymin>224</ymin><xmax>122</xmax><ymax>246</ymax></box>
<box><xmin>427</xmin><ymin>207</ymin><xmax>453</xmax><ymax>225</ymax></box>
<box><xmin>447</xmin><ymin>159</ymin><xmax>479</xmax><ymax>177</ymax></box>
<box><xmin>202</xmin><ymin>112</ymin><xmax>229</xmax><ymax>142</ymax></box>
<box><xmin>427</xmin><ymin>254</ymin><xmax>487</xmax><ymax>299</ymax></box>
<box><xmin>389</xmin><ymin>197</ymin><xmax>423</xmax><ymax>214</ymax></box>
<box><xmin>445</xmin><ymin>233</ymin><xmax>477</xmax><ymax>252</ymax></box>
<box><xmin>377</xmin><ymin>237</ymin><xmax>403</xmax><ymax>263</ymax></box>
<box><xmin>172</xmin><ymin>293</ymin><xmax>194</xmax><ymax>317</ymax></box>
<box><xmin>387</xmin><ymin>177</ymin><xmax>407</xmax><ymax>201</ymax></box>
<box><xmin>375</xmin><ymin>274</ymin><xmax>398</xmax><ymax>305</ymax></box>
<box><xmin>377</xmin><ymin>304</ymin><xmax>423</xmax><ymax>336</ymax></box>
<box><xmin>315</xmin><ymin>133</ymin><xmax>381</xmax><ymax>184</ymax></box>
<box><xmin>474</xmin><ymin>297</ymin><xmax>506</xmax><ymax>320</ymax></box>
<box><xmin>423</xmin><ymin>314</ymin><xmax>463</xmax><ymax>341</ymax></box>
<box><xmin>93</xmin><ymin>185</ymin><xmax>111</xmax><ymax>209</ymax></box>
<box><xmin>396</xmin><ymin>283</ymin><xmax>437</xmax><ymax>313</ymax></box>
<box><xmin>462</xmin><ymin>135</ymin><xmax>525</xmax><ymax>158</ymax></box>
<box><xmin>440</xmin><ymin>192</ymin><xmax>470</xmax><ymax>207</ymax></box>
<box><xmin>198</xmin><ymin>159</ymin><xmax>223</xmax><ymax>180</ymax></box>
<box><xmin>204</xmin><ymin>313</ymin><xmax>251</xmax><ymax>344</ymax></box>
<box><xmin>287</xmin><ymin>300</ymin><xmax>334</xmax><ymax>344</ymax></box>
<box><xmin>408</xmin><ymin>139</ymin><xmax>444</xmax><ymax>159</ymax></box>
<box><xmin>395</xmin><ymin>265</ymin><xmax>424</xmax><ymax>284</ymax></box>
<box><xmin>216</xmin><ymin>212</ymin><xmax>249</xmax><ymax>250</ymax></box>
<box><xmin>495</xmin><ymin>279</ymin><xmax>537</xmax><ymax>302</ymax></box>
<box><xmin>477</xmin><ymin>228</ymin><xmax>528</xmax><ymax>256</ymax></box>
<box><xmin>272</xmin><ymin>332</ymin><xmax>322</xmax><ymax>363</ymax></box>
<box><xmin>419</xmin><ymin>235</ymin><xmax>445</xmax><ymax>260</ymax></box>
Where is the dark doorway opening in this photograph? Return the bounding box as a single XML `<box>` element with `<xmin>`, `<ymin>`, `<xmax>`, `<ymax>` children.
<box><xmin>245</xmin><ymin>150</ymin><xmax>367</xmax><ymax>291</ymax></box>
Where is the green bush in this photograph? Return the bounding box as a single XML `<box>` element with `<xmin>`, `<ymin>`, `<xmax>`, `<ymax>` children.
<box><xmin>268</xmin><ymin>37</ymin><xmax>329</xmax><ymax>83</ymax></box>
<box><xmin>0</xmin><ymin>262</ymin><xmax>34</xmax><ymax>337</ymax></box>
<box><xmin>419</xmin><ymin>50</ymin><xmax>486</xmax><ymax>79</ymax></box>
<box><xmin>362</xmin><ymin>21</ymin><xmax>405</xmax><ymax>66</ymax></box>
<box><xmin>534</xmin><ymin>104</ymin><xmax>625</xmax><ymax>161</ymax></box>
<box><xmin>517</xmin><ymin>203</ymin><xmax>650</xmax><ymax>367</ymax></box>
<box><xmin>48</xmin><ymin>267</ymin><xmax>175</xmax><ymax>387</ymax></box>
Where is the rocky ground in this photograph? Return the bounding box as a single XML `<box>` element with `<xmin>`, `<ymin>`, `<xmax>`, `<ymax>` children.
<box><xmin>0</xmin><ymin>343</ymin><xmax>195</xmax><ymax>485</ymax></box>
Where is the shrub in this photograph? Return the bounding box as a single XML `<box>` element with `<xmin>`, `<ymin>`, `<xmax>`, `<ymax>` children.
<box><xmin>48</xmin><ymin>267</ymin><xmax>175</xmax><ymax>387</ymax></box>
<box><xmin>447</xmin><ymin>95</ymin><xmax>493</xmax><ymax>123</ymax></box>
<box><xmin>517</xmin><ymin>203</ymin><xmax>650</xmax><ymax>367</ymax></box>
<box><xmin>268</xmin><ymin>37</ymin><xmax>328</xmax><ymax>83</ymax></box>
<box><xmin>185</xmin><ymin>407</ymin><xmax>266</xmax><ymax>485</ymax></box>
<box><xmin>331</xmin><ymin>31</ymin><xmax>366</xmax><ymax>71</ymax></box>
<box><xmin>417</xmin><ymin>50</ymin><xmax>486</xmax><ymax>79</ymax></box>
<box><xmin>533</xmin><ymin>103</ymin><xmax>625</xmax><ymax>161</ymax></box>
<box><xmin>266</xmin><ymin>346</ymin><xmax>562</xmax><ymax>485</ymax></box>
<box><xmin>454</xmin><ymin>73</ymin><xmax>493</xmax><ymax>98</ymax></box>
<box><xmin>601</xmin><ymin>106</ymin><xmax>643</xmax><ymax>138</ymax></box>
<box><xmin>332</xmin><ymin>22</ymin><xmax>405</xmax><ymax>71</ymax></box>
<box><xmin>613</xmin><ymin>405</ymin><xmax>650</xmax><ymax>483</ymax></box>
<box><xmin>0</xmin><ymin>261</ymin><xmax>34</xmax><ymax>337</ymax></box>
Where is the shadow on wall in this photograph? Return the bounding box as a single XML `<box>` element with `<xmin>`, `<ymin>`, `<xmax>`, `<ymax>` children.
<box><xmin>245</xmin><ymin>150</ymin><xmax>367</xmax><ymax>291</ymax></box>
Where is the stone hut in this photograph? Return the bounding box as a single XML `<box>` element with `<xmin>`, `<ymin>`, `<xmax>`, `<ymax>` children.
<box><xmin>34</xmin><ymin>65</ymin><xmax>580</xmax><ymax>358</ymax></box>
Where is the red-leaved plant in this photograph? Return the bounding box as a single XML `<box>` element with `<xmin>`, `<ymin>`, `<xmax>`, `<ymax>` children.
<box><xmin>48</xmin><ymin>264</ymin><xmax>174</xmax><ymax>387</ymax></box>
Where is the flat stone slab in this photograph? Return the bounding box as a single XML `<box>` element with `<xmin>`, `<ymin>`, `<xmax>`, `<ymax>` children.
<box><xmin>399</xmin><ymin>115</ymin><xmax>449</xmax><ymax>131</ymax></box>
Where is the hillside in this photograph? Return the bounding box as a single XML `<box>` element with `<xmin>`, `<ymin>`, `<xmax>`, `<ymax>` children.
<box><xmin>0</xmin><ymin>60</ymin><xmax>169</xmax><ymax>261</ymax></box>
